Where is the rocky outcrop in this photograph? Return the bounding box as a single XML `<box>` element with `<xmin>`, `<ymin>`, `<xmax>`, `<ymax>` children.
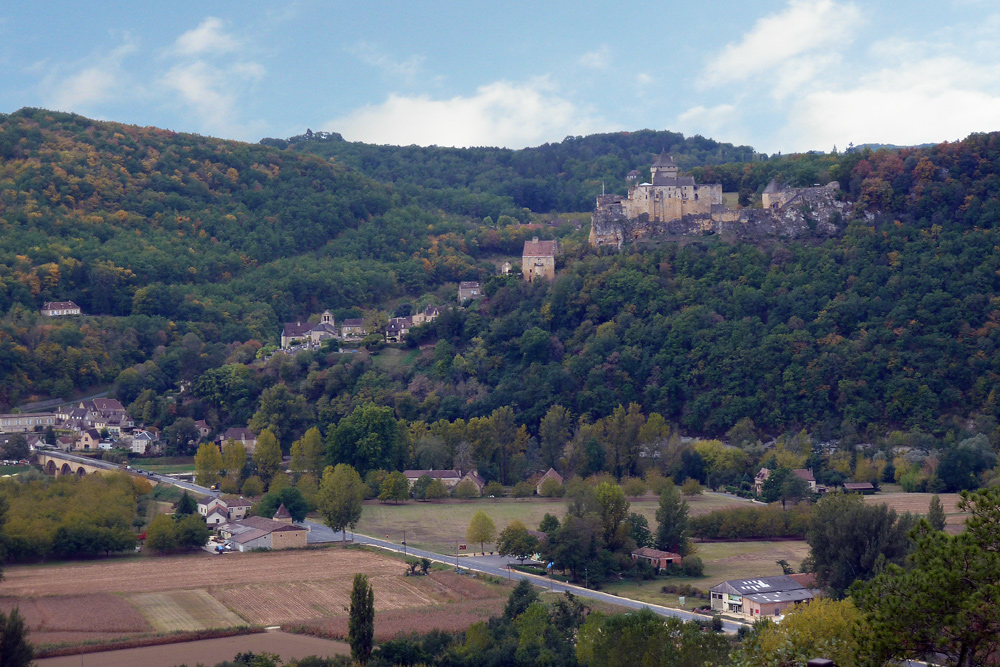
<box><xmin>591</xmin><ymin>182</ymin><xmax>852</xmax><ymax>248</ymax></box>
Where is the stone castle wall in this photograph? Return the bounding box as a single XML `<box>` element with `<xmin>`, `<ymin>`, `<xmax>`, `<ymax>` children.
<box><xmin>591</xmin><ymin>182</ymin><xmax>851</xmax><ymax>248</ymax></box>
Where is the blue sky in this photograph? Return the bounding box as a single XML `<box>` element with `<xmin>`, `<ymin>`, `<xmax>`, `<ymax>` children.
<box><xmin>3</xmin><ymin>1</ymin><xmax>1000</xmax><ymax>153</ymax></box>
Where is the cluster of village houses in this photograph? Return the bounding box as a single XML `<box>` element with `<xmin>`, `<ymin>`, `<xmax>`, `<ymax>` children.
<box><xmin>280</xmin><ymin>237</ymin><xmax>559</xmax><ymax>350</ymax></box>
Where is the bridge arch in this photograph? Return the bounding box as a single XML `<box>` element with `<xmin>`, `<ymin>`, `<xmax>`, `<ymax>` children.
<box><xmin>45</xmin><ymin>460</ymin><xmax>56</xmax><ymax>475</ymax></box>
<box><xmin>76</xmin><ymin>466</ymin><xmax>86</xmax><ymax>478</ymax></box>
<box><xmin>60</xmin><ymin>462</ymin><xmax>72</xmax><ymax>476</ymax></box>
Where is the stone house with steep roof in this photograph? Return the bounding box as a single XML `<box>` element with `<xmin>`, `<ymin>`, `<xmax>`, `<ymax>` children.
<box><xmin>522</xmin><ymin>237</ymin><xmax>557</xmax><ymax>282</ymax></box>
<box><xmin>216</xmin><ymin>428</ymin><xmax>257</xmax><ymax>454</ymax></box>
<box><xmin>281</xmin><ymin>310</ymin><xmax>340</xmax><ymax>349</ymax></box>
<box><xmin>341</xmin><ymin>318</ymin><xmax>367</xmax><ymax>338</ymax></box>
<box><xmin>536</xmin><ymin>467</ymin><xmax>563</xmax><ymax>495</ymax></box>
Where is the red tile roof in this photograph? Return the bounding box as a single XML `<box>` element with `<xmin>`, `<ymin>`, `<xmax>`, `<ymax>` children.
<box><xmin>523</xmin><ymin>239</ymin><xmax>557</xmax><ymax>257</ymax></box>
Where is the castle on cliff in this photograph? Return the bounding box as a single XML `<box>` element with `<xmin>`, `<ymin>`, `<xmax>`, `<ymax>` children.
<box><xmin>590</xmin><ymin>153</ymin><xmax>848</xmax><ymax>248</ymax></box>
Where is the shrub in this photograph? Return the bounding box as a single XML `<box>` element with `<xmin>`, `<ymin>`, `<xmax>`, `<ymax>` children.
<box><xmin>484</xmin><ymin>481</ymin><xmax>505</xmax><ymax>498</ymax></box>
<box><xmin>539</xmin><ymin>478</ymin><xmax>564</xmax><ymax>497</ymax></box>
<box><xmin>680</xmin><ymin>478</ymin><xmax>703</xmax><ymax>496</ymax></box>
<box><xmin>424</xmin><ymin>479</ymin><xmax>448</xmax><ymax>500</ymax></box>
<box><xmin>453</xmin><ymin>479</ymin><xmax>479</xmax><ymax>499</ymax></box>
<box><xmin>681</xmin><ymin>555</ymin><xmax>704</xmax><ymax>577</ymax></box>
<box><xmin>512</xmin><ymin>481</ymin><xmax>534</xmax><ymax>498</ymax></box>
<box><xmin>621</xmin><ymin>476</ymin><xmax>647</xmax><ymax>498</ymax></box>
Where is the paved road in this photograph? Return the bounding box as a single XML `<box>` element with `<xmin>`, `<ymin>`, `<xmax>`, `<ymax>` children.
<box><xmin>302</xmin><ymin>518</ymin><xmax>745</xmax><ymax>633</ymax></box>
<box><xmin>39</xmin><ymin>454</ymin><xmax>745</xmax><ymax>633</ymax></box>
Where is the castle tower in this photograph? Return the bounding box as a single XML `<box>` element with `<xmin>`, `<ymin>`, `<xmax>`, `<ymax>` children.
<box><xmin>650</xmin><ymin>150</ymin><xmax>679</xmax><ymax>185</ymax></box>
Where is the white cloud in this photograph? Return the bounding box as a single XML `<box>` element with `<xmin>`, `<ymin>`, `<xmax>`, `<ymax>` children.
<box><xmin>636</xmin><ymin>73</ymin><xmax>653</xmax><ymax>87</ymax></box>
<box><xmin>677</xmin><ymin>104</ymin><xmax>738</xmax><ymax>135</ymax></box>
<box><xmin>40</xmin><ymin>38</ymin><xmax>137</xmax><ymax>113</ymax></box>
<box><xmin>787</xmin><ymin>55</ymin><xmax>1000</xmax><ymax>150</ymax></box>
<box><xmin>704</xmin><ymin>0</ymin><xmax>861</xmax><ymax>86</ymax></box>
<box><xmin>580</xmin><ymin>45</ymin><xmax>611</xmax><ymax>70</ymax></box>
<box><xmin>346</xmin><ymin>41</ymin><xmax>426</xmax><ymax>85</ymax></box>
<box><xmin>325</xmin><ymin>80</ymin><xmax>600</xmax><ymax>148</ymax></box>
<box><xmin>170</xmin><ymin>17</ymin><xmax>239</xmax><ymax>56</ymax></box>
<box><xmin>159</xmin><ymin>18</ymin><xmax>265</xmax><ymax>139</ymax></box>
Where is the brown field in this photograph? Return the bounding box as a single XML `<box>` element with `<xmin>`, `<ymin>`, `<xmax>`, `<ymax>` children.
<box><xmin>864</xmin><ymin>492</ymin><xmax>967</xmax><ymax>531</ymax></box>
<box><xmin>128</xmin><ymin>590</ymin><xmax>244</xmax><ymax>632</ymax></box>
<box><xmin>1</xmin><ymin>548</ymin><xmax>405</xmax><ymax>597</ymax></box>
<box><xmin>295</xmin><ymin>597</ymin><xmax>508</xmax><ymax>642</ymax></box>
<box><xmin>4</xmin><ymin>547</ymin><xmax>508</xmax><ymax>651</ymax></box>
<box><xmin>0</xmin><ymin>593</ymin><xmax>150</xmax><ymax>633</ymax></box>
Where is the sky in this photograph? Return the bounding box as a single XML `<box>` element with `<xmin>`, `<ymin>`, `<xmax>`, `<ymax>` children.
<box><xmin>3</xmin><ymin>1</ymin><xmax>1000</xmax><ymax>154</ymax></box>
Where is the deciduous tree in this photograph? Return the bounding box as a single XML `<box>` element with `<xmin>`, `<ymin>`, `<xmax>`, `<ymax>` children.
<box><xmin>253</xmin><ymin>428</ymin><xmax>281</xmax><ymax>487</ymax></box>
<box><xmin>194</xmin><ymin>442</ymin><xmax>223</xmax><ymax>487</ymax></box>
<box><xmin>467</xmin><ymin>510</ymin><xmax>496</xmax><ymax>554</ymax></box>
<box><xmin>496</xmin><ymin>519</ymin><xmax>539</xmax><ymax>563</ymax></box>
<box><xmin>317</xmin><ymin>464</ymin><xmax>365</xmax><ymax>545</ymax></box>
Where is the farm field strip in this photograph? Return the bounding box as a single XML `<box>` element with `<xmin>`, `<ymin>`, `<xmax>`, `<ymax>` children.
<box><xmin>1</xmin><ymin>548</ymin><xmax>404</xmax><ymax>597</ymax></box>
<box><xmin>0</xmin><ymin>594</ymin><xmax>151</xmax><ymax>633</ymax></box>
<box><xmin>128</xmin><ymin>590</ymin><xmax>245</xmax><ymax>632</ymax></box>
<box><xmin>212</xmin><ymin>576</ymin><xmax>439</xmax><ymax>626</ymax></box>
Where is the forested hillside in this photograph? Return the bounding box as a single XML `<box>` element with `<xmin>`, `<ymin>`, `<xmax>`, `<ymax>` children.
<box><xmin>4</xmin><ymin>109</ymin><xmax>1000</xmax><ymax>467</ymax></box>
<box><xmin>264</xmin><ymin>128</ymin><xmax>758</xmax><ymax>214</ymax></box>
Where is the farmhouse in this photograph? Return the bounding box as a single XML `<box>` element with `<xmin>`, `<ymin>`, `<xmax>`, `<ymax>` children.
<box><xmin>710</xmin><ymin>574</ymin><xmax>818</xmax><ymax>620</ymax></box>
<box><xmin>385</xmin><ymin>316</ymin><xmax>413</xmax><ymax>343</ymax></box>
<box><xmin>218</xmin><ymin>514</ymin><xmax>308</xmax><ymax>551</ymax></box>
<box><xmin>631</xmin><ymin>547</ymin><xmax>683</xmax><ymax>572</ymax></box>
<box><xmin>411</xmin><ymin>306</ymin><xmax>442</xmax><ymax>325</ymax></box>
<box><xmin>403</xmin><ymin>469</ymin><xmax>463</xmax><ymax>488</ymax></box>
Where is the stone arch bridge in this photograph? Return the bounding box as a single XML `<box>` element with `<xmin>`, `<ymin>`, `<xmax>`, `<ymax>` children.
<box><xmin>35</xmin><ymin>452</ymin><xmax>120</xmax><ymax>478</ymax></box>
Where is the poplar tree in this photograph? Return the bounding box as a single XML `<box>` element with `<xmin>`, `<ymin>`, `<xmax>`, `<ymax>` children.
<box><xmin>349</xmin><ymin>573</ymin><xmax>375</xmax><ymax>665</ymax></box>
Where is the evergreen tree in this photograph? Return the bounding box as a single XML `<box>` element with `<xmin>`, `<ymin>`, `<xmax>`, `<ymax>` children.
<box><xmin>0</xmin><ymin>607</ymin><xmax>34</xmax><ymax>667</ymax></box>
<box><xmin>927</xmin><ymin>494</ymin><xmax>947</xmax><ymax>531</ymax></box>
<box><xmin>349</xmin><ymin>573</ymin><xmax>375</xmax><ymax>665</ymax></box>
<box><xmin>175</xmin><ymin>491</ymin><xmax>197</xmax><ymax>517</ymax></box>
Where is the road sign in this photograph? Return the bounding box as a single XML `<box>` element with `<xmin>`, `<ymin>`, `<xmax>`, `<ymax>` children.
<box><xmin>459</xmin><ymin>544</ymin><xmax>467</xmax><ymax>551</ymax></box>
<box><xmin>679</xmin><ymin>596</ymin><xmax>685</xmax><ymax>606</ymax></box>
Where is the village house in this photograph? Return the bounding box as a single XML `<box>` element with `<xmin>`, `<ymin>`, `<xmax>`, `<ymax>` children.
<box><xmin>40</xmin><ymin>301</ymin><xmax>81</xmax><ymax>317</ymax></box>
<box><xmin>340</xmin><ymin>318</ymin><xmax>367</xmax><ymax>339</ymax></box>
<box><xmin>194</xmin><ymin>420</ymin><xmax>211</xmax><ymax>440</ymax></box>
<box><xmin>458</xmin><ymin>281</ymin><xmax>482</xmax><ymax>304</ymax></box>
<box><xmin>710</xmin><ymin>574</ymin><xmax>818</xmax><ymax>620</ymax></box>
<box><xmin>216</xmin><ymin>427</ymin><xmax>257</xmax><ymax>454</ymax></box>
<box><xmin>791</xmin><ymin>468</ymin><xmax>817</xmax><ymax>492</ymax></box>
<box><xmin>198</xmin><ymin>495</ymin><xmax>252</xmax><ymax>524</ymax></box>
<box><xmin>384</xmin><ymin>316</ymin><xmax>413</xmax><ymax>343</ymax></box>
<box><xmin>411</xmin><ymin>306</ymin><xmax>442</xmax><ymax>326</ymax></box>
<box><xmin>0</xmin><ymin>412</ymin><xmax>57</xmax><ymax>434</ymax></box>
<box><xmin>124</xmin><ymin>430</ymin><xmax>157</xmax><ymax>455</ymax></box>
<box><xmin>631</xmin><ymin>547</ymin><xmax>683</xmax><ymax>572</ymax></box>
<box><xmin>280</xmin><ymin>310</ymin><xmax>340</xmax><ymax>349</ymax></box>
<box><xmin>78</xmin><ymin>429</ymin><xmax>101</xmax><ymax>451</ymax></box>
<box><xmin>522</xmin><ymin>237</ymin><xmax>557</xmax><ymax>282</ymax></box>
